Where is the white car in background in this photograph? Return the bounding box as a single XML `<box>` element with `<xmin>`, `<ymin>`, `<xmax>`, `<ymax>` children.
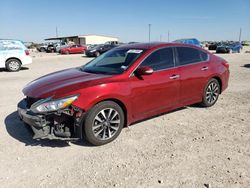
<box><xmin>0</xmin><ymin>39</ymin><xmax>32</xmax><ymax>72</ymax></box>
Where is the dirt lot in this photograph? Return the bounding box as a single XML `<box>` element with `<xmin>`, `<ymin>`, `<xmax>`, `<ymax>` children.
<box><xmin>0</xmin><ymin>49</ymin><xmax>250</xmax><ymax>188</ymax></box>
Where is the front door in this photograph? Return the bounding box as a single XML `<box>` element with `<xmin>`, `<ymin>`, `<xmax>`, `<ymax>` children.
<box><xmin>129</xmin><ymin>47</ymin><xmax>180</xmax><ymax>121</ymax></box>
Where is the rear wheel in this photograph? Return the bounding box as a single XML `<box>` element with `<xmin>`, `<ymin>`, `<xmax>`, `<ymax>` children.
<box><xmin>84</xmin><ymin>101</ymin><xmax>124</xmax><ymax>146</ymax></box>
<box><xmin>6</xmin><ymin>59</ymin><xmax>21</xmax><ymax>72</ymax></box>
<box><xmin>200</xmin><ymin>78</ymin><xmax>220</xmax><ymax>107</ymax></box>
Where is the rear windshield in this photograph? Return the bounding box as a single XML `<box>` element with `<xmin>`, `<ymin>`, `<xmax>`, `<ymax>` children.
<box><xmin>0</xmin><ymin>40</ymin><xmax>25</xmax><ymax>51</ymax></box>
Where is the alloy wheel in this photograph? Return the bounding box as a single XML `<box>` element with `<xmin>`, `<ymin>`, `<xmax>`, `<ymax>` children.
<box><xmin>92</xmin><ymin>108</ymin><xmax>120</xmax><ymax>140</ymax></box>
<box><xmin>205</xmin><ymin>82</ymin><xmax>219</xmax><ymax>104</ymax></box>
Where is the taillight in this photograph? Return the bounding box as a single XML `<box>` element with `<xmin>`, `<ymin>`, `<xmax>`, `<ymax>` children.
<box><xmin>25</xmin><ymin>50</ymin><xmax>30</xmax><ymax>56</ymax></box>
<box><xmin>222</xmin><ymin>61</ymin><xmax>229</xmax><ymax>69</ymax></box>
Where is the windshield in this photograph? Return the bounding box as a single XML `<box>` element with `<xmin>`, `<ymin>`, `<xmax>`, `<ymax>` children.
<box><xmin>81</xmin><ymin>48</ymin><xmax>145</xmax><ymax>75</ymax></box>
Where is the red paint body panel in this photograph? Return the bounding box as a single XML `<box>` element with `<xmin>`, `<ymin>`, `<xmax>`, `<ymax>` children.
<box><xmin>22</xmin><ymin>43</ymin><xmax>229</xmax><ymax>126</ymax></box>
<box><xmin>60</xmin><ymin>45</ymin><xmax>87</xmax><ymax>54</ymax></box>
<box><xmin>178</xmin><ymin>61</ymin><xmax>211</xmax><ymax>106</ymax></box>
<box><xmin>129</xmin><ymin>68</ymin><xmax>180</xmax><ymax>122</ymax></box>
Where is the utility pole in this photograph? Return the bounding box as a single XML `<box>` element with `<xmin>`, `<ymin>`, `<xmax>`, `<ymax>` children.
<box><xmin>148</xmin><ymin>24</ymin><xmax>151</xmax><ymax>43</ymax></box>
<box><xmin>56</xmin><ymin>26</ymin><xmax>58</xmax><ymax>37</ymax></box>
<box><xmin>168</xmin><ymin>31</ymin><xmax>170</xmax><ymax>42</ymax></box>
<box><xmin>239</xmin><ymin>28</ymin><xmax>242</xmax><ymax>42</ymax></box>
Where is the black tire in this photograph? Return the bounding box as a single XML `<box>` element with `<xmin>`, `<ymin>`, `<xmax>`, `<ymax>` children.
<box><xmin>84</xmin><ymin>101</ymin><xmax>124</xmax><ymax>146</ymax></box>
<box><xmin>200</xmin><ymin>78</ymin><xmax>220</xmax><ymax>107</ymax></box>
<box><xmin>95</xmin><ymin>51</ymin><xmax>100</xmax><ymax>57</ymax></box>
<box><xmin>40</xmin><ymin>48</ymin><xmax>46</xmax><ymax>52</ymax></box>
<box><xmin>6</xmin><ymin>59</ymin><xmax>21</xmax><ymax>72</ymax></box>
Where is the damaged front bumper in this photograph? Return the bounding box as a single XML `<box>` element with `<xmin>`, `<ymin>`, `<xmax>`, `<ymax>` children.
<box><xmin>17</xmin><ymin>99</ymin><xmax>85</xmax><ymax>141</ymax></box>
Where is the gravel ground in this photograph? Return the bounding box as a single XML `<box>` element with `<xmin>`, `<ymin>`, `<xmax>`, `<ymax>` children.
<box><xmin>0</xmin><ymin>49</ymin><xmax>250</xmax><ymax>188</ymax></box>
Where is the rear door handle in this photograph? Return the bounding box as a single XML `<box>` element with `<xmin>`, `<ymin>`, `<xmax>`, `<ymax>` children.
<box><xmin>169</xmin><ymin>75</ymin><xmax>180</xmax><ymax>79</ymax></box>
<box><xmin>201</xmin><ymin>66</ymin><xmax>209</xmax><ymax>71</ymax></box>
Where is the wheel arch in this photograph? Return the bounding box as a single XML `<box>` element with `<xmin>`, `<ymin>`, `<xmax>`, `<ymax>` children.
<box><xmin>5</xmin><ymin>57</ymin><xmax>22</xmax><ymax>65</ymax></box>
<box><xmin>91</xmin><ymin>98</ymin><xmax>128</xmax><ymax>127</ymax></box>
<box><xmin>211</xmin><ymin>76</ymin><xmax>222</xmax><ymax>94</ymax></box>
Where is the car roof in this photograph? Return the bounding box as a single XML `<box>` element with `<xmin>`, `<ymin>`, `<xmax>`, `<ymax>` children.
<box><xmin>116</xmin><ymin>42</ymin><xmax>203</xmax><ymax>50</ymax></box>
<box><xmin>0</xmin><ymin>39</ymin><xmax>23</xmax><ymax>42</ymax></box>
<box><xmin>174</xmin><ymin>38</ymin><xmax>198</xmax><ymax>41</ymax></box>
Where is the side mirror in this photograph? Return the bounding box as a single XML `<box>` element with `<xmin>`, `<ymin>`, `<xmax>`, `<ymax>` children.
<box><xmin>135</xmin><ymin>66</ymin><xmax>153</xmax><ymax>76</ymax></box>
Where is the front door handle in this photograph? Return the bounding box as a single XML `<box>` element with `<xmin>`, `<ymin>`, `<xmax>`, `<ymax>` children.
<box><xmin>201</xmin><ymin>66</ymin><xmax>209</xmax><ymax>71</ymax></box>
<box><xmin>169</xmin><ymin>75</ymin><xmax>180</xmax><ymax>79</ymax></box>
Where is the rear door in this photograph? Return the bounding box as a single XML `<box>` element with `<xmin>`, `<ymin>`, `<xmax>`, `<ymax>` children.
<box><xmin>175</xmin><ymin>46</ymin><xmax>210</xmax><ymax>105</ymax></box>
<box><xmin>130</xmin><ymin>47</ymin><xmax>180</xmax><ymax>121</ymax></box>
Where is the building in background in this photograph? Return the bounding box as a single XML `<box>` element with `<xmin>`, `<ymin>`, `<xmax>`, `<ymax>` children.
<box><xmin>45</xmin><ymin>34</ymin><xmax>119</xmax><ymax>45</ymax></box>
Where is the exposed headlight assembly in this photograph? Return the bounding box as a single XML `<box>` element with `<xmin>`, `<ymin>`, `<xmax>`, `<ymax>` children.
<box><xmin>31</xmin><ymin>95</ymin><xmax>79</xmax><ymax>113</ymax></box>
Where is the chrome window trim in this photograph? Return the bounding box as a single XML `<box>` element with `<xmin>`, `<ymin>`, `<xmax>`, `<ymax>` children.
<box><xmin>129</xmin><ymin>46</ymin><xmax>210</xmax><ymax>77</ymax></box>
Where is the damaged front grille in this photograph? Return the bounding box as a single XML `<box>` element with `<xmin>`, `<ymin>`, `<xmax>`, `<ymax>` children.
<box><xmin>25</xmin><ymin>96</ymin><xmax>41</xmax><ymax>108</ymax></box>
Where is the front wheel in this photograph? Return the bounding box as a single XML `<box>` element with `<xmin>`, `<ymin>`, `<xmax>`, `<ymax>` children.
<box><xmin>95</xmin><ymin>51</ymin><xmax>100</xmax><ymax>57</ymax></box>
<box><xmin>84</xmin><ymin>101</ymin><xmax>124</xmax><ymax>146</ymax></box>
<box><xmin>200</xmin><ymin>78</ymin><xmax>220</xmax><ymax>107</ymax></box>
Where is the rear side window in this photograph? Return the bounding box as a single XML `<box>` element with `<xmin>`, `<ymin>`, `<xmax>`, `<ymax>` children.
<box><xmin>176</xmin><ymin>47</ymin><xmax>208</xmax><ymax>66</ymax></box>
<box><xmin>140</xmin><ymin>48</ymin><xmax>174</xmax><ymax>71</ymax></box>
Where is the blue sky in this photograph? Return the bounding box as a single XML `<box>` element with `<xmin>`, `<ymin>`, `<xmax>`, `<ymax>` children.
<box><xmin>0</xmin><ymin>0</ymin><xmax>249</xmax><ymax>42</ymax></box>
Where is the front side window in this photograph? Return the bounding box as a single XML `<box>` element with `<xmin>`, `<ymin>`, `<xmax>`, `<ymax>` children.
<box><xmin>81</xmin><ymin>48</ymin><xmax>145</xmax><ymax>75</ymax></box>
<box><xmin>139</xmin><ymin>48</ymin><xmax>174</xmax><ymax>71</ymax></box>
<box><xmin>176</xmin><ymin>47</ymin><xmax>207</xmax><ymax>66</ymax></box>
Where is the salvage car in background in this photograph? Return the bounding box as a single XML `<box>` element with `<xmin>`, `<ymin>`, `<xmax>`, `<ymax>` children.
<box><xmin>56</xmin><ymin>42</ymin><xmax>68</xmax><ymax>52</ymax></box>
<box><xmin>174</xmin><ymin>38</ymin><xmax>201</xmax><ymax>47</ymax></box>
<box><xmin>241</xmin><ymin>41</ymin><xmax>250</xmax><ymax>46</ymax></box>
<box><xmin>18</xmin><ymin>42</ymin><xmax>229</xmax><ymax>145</ymax></box>
<box><xmin>208</xmin><ymin>42</ymin><xmax>221</xmax><ymax>50</ymax></box>
<box><xmin>0</xmin><ymin>39</ymin><xmax>32</xmax><ymax>71</ymax></box>
<box><xmin>46</xmin><ymin>44</ymin><xmax>57</xmax><ymax>53</ymax></box>
<box><xmin>216</xmin><ymin>42</ymin><xmax>243</xmax><ymax>53</ymax></box>
<box><xmin>59</xmin><ymin>45</ymin><xmax>87</xmax><ymax>54</ymax></box>
<box><xmin>85</xmin><ymin>43</ymin><xmax>118</xmax><ymax>57</ymax></box>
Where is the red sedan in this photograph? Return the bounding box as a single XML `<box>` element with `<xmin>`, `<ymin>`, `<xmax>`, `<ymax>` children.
<box><xmin>18</xmin><ymin>42</ymin><xmax>229</xmax><ymax>145</ymax></box>
<box><xmin>60</xmin><ymin>44</ymin><xmax>87</xmax><ymax>54</ymax></box>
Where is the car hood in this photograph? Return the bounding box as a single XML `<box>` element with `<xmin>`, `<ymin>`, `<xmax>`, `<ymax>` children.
<box><xmin>23</xmin><ymin>68</ymin><xmax>111</xmax><ymax>98</ymax></box>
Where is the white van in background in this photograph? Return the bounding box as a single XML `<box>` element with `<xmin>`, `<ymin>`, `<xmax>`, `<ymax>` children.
<box><xmin>0</xmin><ymin>39</ymin><xmax>32</xmax><ymax>72</ymax></box>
